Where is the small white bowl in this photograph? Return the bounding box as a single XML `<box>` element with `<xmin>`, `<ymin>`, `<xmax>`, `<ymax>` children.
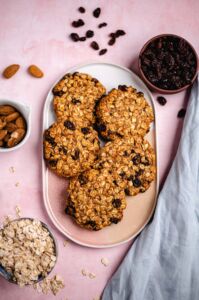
<box><xmin>0</xmin><ymin>99</ymin><xmax>31</xmax><ymax>152</ymax></box>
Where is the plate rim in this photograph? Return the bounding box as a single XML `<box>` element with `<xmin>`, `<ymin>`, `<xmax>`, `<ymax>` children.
<box><xmin>42</xmin><ymin>61</ymin><xmax>159</xmax><ymax>248</ymax></box>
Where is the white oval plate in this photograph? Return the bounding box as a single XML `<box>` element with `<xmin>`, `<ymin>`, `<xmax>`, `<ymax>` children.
<box><xmin>42</xmin><ymin>62</ymin><xmax>159</xmax><ymax>248</ymax></box>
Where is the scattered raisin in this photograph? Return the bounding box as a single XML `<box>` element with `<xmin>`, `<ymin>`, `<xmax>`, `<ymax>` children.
<box><xmin>99</xmin><ymin>48</ymin><xmax>107</xmax><ymax>55</ymax></box>
<box><xmin>70</xmin><ymin>33</ymin><xmax>79</xmax><ymax>42</ymax></box>
<box><xmin>115</xmin><ymin>29</ymin><xmax>126</xmax><ymax>37</ymax></box>
<box><xmin>81</xmin><ymin>127</ymin><xmax>90</xmax><ymax>134</ymax></box>
<box><xmin>108</xmin><ymin>37</ymin><xmax>116</xmax><ymax>46</ymax></box>
<box><xmin>90</xmin><ymin>41</ymin><xmax>99</xmax><ymax>50</ymax></box>
<box><xmin>157</xmin><ymin>96</ymin><xmax>167</xmax><ymax>106</ymax></box>
<box><xmin>112</xmin><ymin>199</ymin><xmax>121</xmax><ymax>208</ymax></box>
<box><xmin>177</xmin><ymin>108</ymin><xmax>186</xmax><ymax>118</ymax></box>
<box><xmin>79</xmin><ymin>36</ymin><xmax>86</xmax><ymax>41</ymax></box>
<box><xmin>109</xmin><ymin>32</ymin><xmax>116</xmax><ymax>38</ymax></box>
<box><xmin>98</xmin><ymin>22</ymin><xmax>107</xmax><ymax>28</ymax></box>
<box><xmin>110</xmin><ymin>217</ymin><xmax>120</xmax><ymax>224</ymax></box>
<box><xmin>72</xmin><ymin>19</ymin><xmax>84</xmax><ymax>28</ymax></box>
<box><xmin>64</xmin><ymin>120</ymin><xmax>76</xmax><ymax>130</ymax></box>
<box><xmin>78</xmin><ymin>6</ymin><xmax>85</xmax><ymax>13</ymax></box>
<box><xmin>86</xmin><ymin>30</ymin><xmax>94</xmax><ymax>38</ymax></box>
<box><xmin>93</xmin><ymin>7</ymin><xmax>101</xmax><ymax>18</ymax></box>
<box><xmin>71</xmin><ymin>149</ymin><xmax>80</xmax><ymax>160</ymax></box>
<box><xmin>133</xmin><ymin>178</ymin><xmax>141</xmax><ymax>187</ymax></box>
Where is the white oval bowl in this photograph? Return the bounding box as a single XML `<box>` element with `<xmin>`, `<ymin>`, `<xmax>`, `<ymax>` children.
<box><xmin>0</xmin><ymin>99</ymin><xmax>31</xmax><ymax>152</ymax></box>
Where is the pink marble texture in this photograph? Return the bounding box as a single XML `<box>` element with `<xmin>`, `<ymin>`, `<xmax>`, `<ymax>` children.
<box><xmin>0</xmin><ymin>0</ymin><xmax>198</xmax><ymax>299</ymax></box>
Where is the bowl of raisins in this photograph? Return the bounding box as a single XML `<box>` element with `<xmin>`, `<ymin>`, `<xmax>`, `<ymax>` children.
<box><xmin>139</xmin><ymin>34</ymin><xmax>198</xmax><ymax>94</ymax></box>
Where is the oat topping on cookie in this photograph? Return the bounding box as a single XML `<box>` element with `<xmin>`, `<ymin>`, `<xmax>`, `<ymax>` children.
<box><xmin>43</xmin><ymin>121</ymin><xmax>100</xmax><ymax>178</ymax></box>
<box><xmin>66</xmin><ymin>168</ymin><xmax>126</xmax><ymax>230</ymax></box>
<box><xmin>96</xmin><ymin>86</ymin><xmax>154</xmax><ymax>140</ymax></box>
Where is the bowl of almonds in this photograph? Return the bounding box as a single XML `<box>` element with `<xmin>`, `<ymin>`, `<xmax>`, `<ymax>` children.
<box><xmin>0</xmin><ymin>218</ymin><xmax>57</xmax><ymax>286</ymax></box>
<box><xmin>0</xmin><ymin>99</ymin><xmax>31</xmax><ymax>152</ymax></box>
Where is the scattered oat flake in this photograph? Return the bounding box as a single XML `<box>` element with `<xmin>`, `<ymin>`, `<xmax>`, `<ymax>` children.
<box><xmin>81</xmin><ymin>269</ymin><xmax>87</xmax><ymax>276</ymax></box>
<box><xmin>101</xmin><ymin>257</ymin><xmax>109</xmax><ymax>267</ymax></box>
<box><xmin>89</xmin><ymin>272</ymin><xmax>96</xmax><ymax>279</ymax></box>
<box><xmin>15</xmin><ymin>182</ymin><xmax>20</xmax><ymax>187</ymax></box>
<box><xmin>9</xmin><ymin>166</ymin><xmax>15</xmax><ymax>173</ymax></box>
<box><xmin>63</xmin><ymin>239</ymin><xmax>68</xmax><ymax>247</ymax></box>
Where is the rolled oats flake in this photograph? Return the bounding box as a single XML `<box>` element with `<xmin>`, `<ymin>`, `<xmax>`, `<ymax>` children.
<box><xmin>101</xmin><ymin>257</ymin><xmax>109</xmax><ymax>267</ymax></box>
<box><xmin>88</xmin><ymin>272</ymin><xmax>96</xmax><ymax>279</ymax></box>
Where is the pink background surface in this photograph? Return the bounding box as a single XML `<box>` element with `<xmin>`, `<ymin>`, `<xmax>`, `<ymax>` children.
<box><xmin>0</xmin><ymin>0</ymin><xmax>198</xmax><ymax>299</ymax></box>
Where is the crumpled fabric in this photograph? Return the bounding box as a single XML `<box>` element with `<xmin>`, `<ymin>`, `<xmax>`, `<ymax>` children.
<box><xmin>102</xmin><ymin>75</ymin><xmax>199</xmax><ymax>300</ymax></box>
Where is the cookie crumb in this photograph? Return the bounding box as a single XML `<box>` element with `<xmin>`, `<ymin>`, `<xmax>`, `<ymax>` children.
<box><xmin>88</xmin><ymin>272</ymin><xmax>96</xmax><ymax>279</ymax></box>
<box><xmin>9</xmin><ymin>166</ymin><xmax>15</xmax><ymax>173</ymax></box>
<box><xmin>15</xmin><ymin>205</ymin><xmax>22</xmax><ymax>218</ymax></box>
<box><xmin>15</xmin><ymin>182</ymin><xmax>20</xmax><ymax>187</ymax></box>
<box><xmin>81</xmin><ymin>269</ymin><xmax>87</xmax><ymax>276</ymax></box>
<box><xmin>101</xmin><ymin>257</ymin><xmax>109</xmax><ymax>267</ymax></box>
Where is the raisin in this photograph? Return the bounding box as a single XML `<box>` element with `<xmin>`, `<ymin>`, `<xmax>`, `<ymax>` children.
<box><xmin>45</xmin><ymin>133</ymin><xmax>56</xmax><ymax>147</ymax></box>
<box><xmin>71</xmin><ymin>149</ymin><xmax>80</xmax><ymax>160</ymax></box>
<box><xmin>110</xmin><ymin>217</ymin><xmax>120</xmax><ymax>224</ymax></box>
<box><xmin>97</xmin><ymin>123</ymin><xmax>106</xmax><ymax>131</ymax></box>
<box><xmin>112</xmin><ymin>199</ymin><xmax>121</xmax><ymax>208</ymax></box>
<box><xmin>90</xmin><ymin>41</ymin><xmax>99</xmax><ymax>50</ymax></box>
<box><xmin>63</xmin><ymin>148</ymin><xmax>67</xmax><ymax>155</ymax></box>
<box><xmin>157</xmin><ymin>96</ymin><xmax>167</xmax><ymax>106</ymax></box>
<box><xmin>123</xmin><ymin>150</ymin><xmax>129</xmax><ymax>156</ymax></box>
<box><xmin>132</xmin><ymin>154</ymin><xmax>141</xmax><ymax>165</ymax></box>
<box><xmin>99</xmin><ymin>48</ymin><xmax>107</xmax><ymax>55</ymax></box>
<box><xmin>119</xmin><ymin>171</ymin><xmax>126</xmax><ymax>178</ymax></box>
<box><xmin>93</xmin><ymin>7</ymin><xmax>101</xmax><ymax>18</ymax></box>
<box><xmin>72</xmin><ymin>98</ymin><xmax>81</xmax><ymax>104</ymax></box>
<box><xmin>85</xmin><ymin>220</ymin><xmax>97</xmax><ymax>230</ymax></box>
<box><xmin>113</xmin><ymin>180</ymin><xmax>118</xmax><ymax>186</ymax></box>
<box><xmin>72</xmin><ymin>19</ymin><xmax>84</xmax><ymax>28</ymax></box>
<box><xmin>78</xmin><ymin>6</ymin><xmax>85</xmax><ymax>13</ymax></box>
<box><xmin>118</xmin><ymin>85</ymin><xmax>128</xmax><ymax>91</ymax></box>
<box><xmin>79</xmin><ymin>36</ymin><xmax>86</xmax><ymax>41</ymax></box>
<box><xmin>64</xmin><ymin>120</ymin><xmax>76</xmax><ymax>130</ymax></box>
<box><xmin>133</xmin><ymin>178</ymin><xmax>141</xmax><ymax>187</ymax></box>
<box><xmin>49</xmin><ymin>160</ymin><xmax>58</xmax><ymax>167</ymax></box>
<box><xmin>98</xmin><ymin>22</ymin><xmax>107</xmax><ymax>28</ymax></box>
<box><xmin>115</xmin><ymin>29</ymin><xmax>126</xmax><ymax>37</ymax></box>
<box><xmin>108</xmin><ymin>37</ymin><xmax>116</xmax><ymax>46</ymax></box>
<box><xmin>81</xmin><ymin>127</ymin><xmax>90</xmax><ymax>134</ymax></box>
<box><xmin>70</xmin><ymin>33</ymin><xmax>79</xmax><ymax>42</ymax></box>
<box><xmin>65</xmin><ymin>204</ymin><xmax>76</xmax><ymax>216</ymax></box>
<box><xmin>86</xmin><ymin>30</ymin><xmax>94</xmax><ymax>38</ymax></box>
<box><xmin>124</xmin><ymin>188</ymin><xmax>131</xmax><ymax>196</ymax></box>
<box><xmin>78</xmin><ymin>174</ymin><xmax>87</xmax><ymax>185</ymax></box>
<box><xmin>177</xmin><ymin>108</ymin><xmax>186</xmax><ymax>118</ymax></box>
<box><xmin>116</xmin><ymin>132</ymin><xmax>123</xmax><ymax>138</ymax></box>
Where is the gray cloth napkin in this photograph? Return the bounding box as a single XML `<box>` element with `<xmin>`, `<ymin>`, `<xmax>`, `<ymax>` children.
<box><xmin>102</xmin><ymin>76</ymin><xmax>199</xmax><ymax>300</ymax></box>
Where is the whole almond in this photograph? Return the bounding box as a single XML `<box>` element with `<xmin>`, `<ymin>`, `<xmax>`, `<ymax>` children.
<box><xmin>3</xmin><ymin>64</ymin><xmax>20</xmax><ymax>79</ymax></box>
<box><xmin>0</xmin><ymin>105</ymin><xmax>16</xmax><ymax>115</ymax></box>
<box><xmin>15</xmin><ymin>116</ymin><xmax>26</xmax><ymax>129</ymax></box>
<box><xmin>0</xmin><ymin>118</ymin><xmax>6</xmax><ymax>130</ymax></box>
<box><xmin>7</xmin><ymin>129</ymin><xmax>25</xmax><ymax>147</ymax></box>
<box><xmin>4</xmin><ymin>133</ymin><xmax>10</xmax><ymax>143</ymax></box>
<box><xmin>5</xmin><ymin>112</ymin><xmax>20</xmax><ymax>123</ymax></box>
<box><xmin>0</xmin><ymin>140</ymin><xmax>3</xmax><ymax>147</ymax></box>
<box><xmin>0</xmin><ymin>130</ymin><xmax>8</xmax><ymax>140</ymax></box>
<box><xmin>28</xmin><ymin>65</ymin><xmax>44</xmax><ymax>78</ymax></box>
<box><xmin>5</xmin><ymin>122</ymin><xmax>18</xmax><ymax>133</ymax></box>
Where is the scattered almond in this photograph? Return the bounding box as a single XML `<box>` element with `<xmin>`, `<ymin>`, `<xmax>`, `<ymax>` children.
<box><xmin>2</xmin><ymin>64</ymin><xmax>20</xmax><ymax>79</ymax></box>
<box><xmin>28</xmin><ymin>65</ymin><xmax>44</xmax><ymax>78</ymax></box>
<box><xmin>0</xmin><ymin>129</ymin><xmax>8</xmax><ymax>140</ymax></box>
<box><xmin>5</xmin><ymin>112</ymin><xmax>20</xmax><ymax>122</ymax></box>
<box><xmin>0</xmin><ymin>105</ymin><xmax>16</xmax><ymax>115</ymax></box>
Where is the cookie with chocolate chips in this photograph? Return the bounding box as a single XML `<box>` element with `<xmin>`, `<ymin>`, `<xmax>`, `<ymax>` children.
<box><xmin>43</xmin><ymin>121</ymin><xmax>100</xmax><ymax>178</ymax></box>
<box><xmin>94</xmin><ymin>136</ymin><xmax>156</xmax><ymax>196</ymax></box>
<box><xmin>66</xmin><ymin>168</ymin><xmax>126</xmax><ymax>230</ymax></box>
<box><xmin>96</xmin><ymin>86</ymin><xmax>154</xmax><ymax>140</ymax></box>
<box><xmin>52</xmin><ymin>72</ymin><xmax>106</xmax><ymax>126</ymax></box>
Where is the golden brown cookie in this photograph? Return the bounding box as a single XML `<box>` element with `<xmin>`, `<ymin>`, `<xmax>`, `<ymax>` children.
<box><xmin>66</xmin><ymin>168</ymin><xmax>127</xmax><ymax>230</ymax></box>
<box><xmin>43</xmin><ymin>121</ymin><xmax>100</xmax><ymax>178</ymax></box>
<box><xmin>53</xmin><ymin>72</ymin><xmax>106</xmax><ymax>126</ymax></box>
<box><xmin>96</xmin><ymin>85</ymin><xmax>154</xmax><ymax>140</ymax></box>
<box><xmin>94</xmin><ymin>136</ymin><xmax>156</xmax><ymax>196</ymax></box>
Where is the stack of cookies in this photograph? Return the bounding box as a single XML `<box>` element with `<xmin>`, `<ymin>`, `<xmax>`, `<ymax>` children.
<box><xmin>43</xmin><ymin>72</ymin><xmax>156</xmax><ymax>231</ymax></box>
